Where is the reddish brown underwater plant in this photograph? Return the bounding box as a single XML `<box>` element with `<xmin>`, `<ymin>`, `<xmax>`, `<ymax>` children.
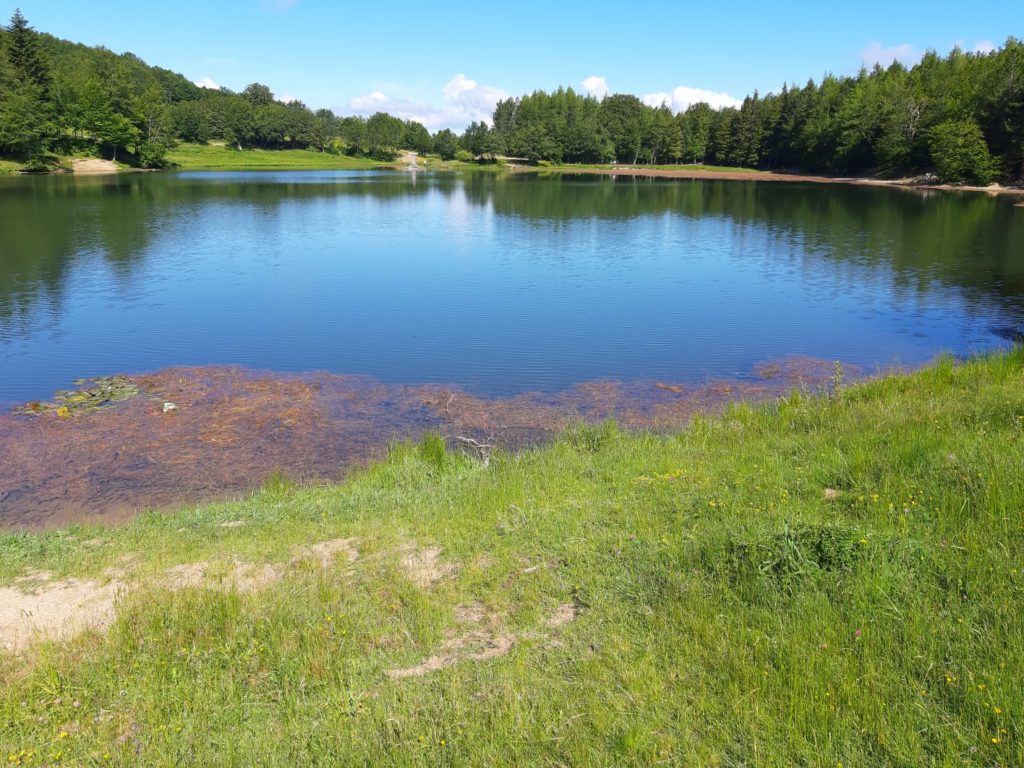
<box><xmin>0</xmin><ymin>358</ymin><xmax>854</xmax><ymax>530</ymax></box>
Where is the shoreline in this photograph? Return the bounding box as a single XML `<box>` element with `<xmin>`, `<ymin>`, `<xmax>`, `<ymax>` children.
<box><xmin>521</xmin><ymin>164</ymin><xmax>1024</xmax><ymax>197</ymax></box>
<box><xmin>1</xmin><ymin>341</ymin><xmax>1020</xmax><ymax>764</ymax></box>
<box><xmin>6</xmin><ymin>153</ymin><xmax>1024</xmax><ymax>198</ymax></box>
<box><xmin>0</xmin><ymin>357</ymin><xmax>858</xmax><ymax>531</ymax></box>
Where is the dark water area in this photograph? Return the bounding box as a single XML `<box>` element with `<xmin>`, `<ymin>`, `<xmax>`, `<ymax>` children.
<box><xmin>1</xmin><ymin>170</ymin><xmax>1022</xmax><ymax>527</ymax></box>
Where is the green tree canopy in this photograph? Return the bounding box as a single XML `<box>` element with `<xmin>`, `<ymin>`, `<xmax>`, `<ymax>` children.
<box><xmin>928</xmin><ymin>119</ymin><xmax>998</xmax><ymax>184</ymax></box>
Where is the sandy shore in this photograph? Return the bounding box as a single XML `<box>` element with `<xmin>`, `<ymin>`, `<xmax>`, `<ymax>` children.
<box><xmin>525</xmin><ymin>165</ymin><xmax>1024</xmax><ymax>197</ymax></box>
<box><xmin>71</xmin><ymin>158</ymin><xmax>118</xmax><ymax>174</ymax></box>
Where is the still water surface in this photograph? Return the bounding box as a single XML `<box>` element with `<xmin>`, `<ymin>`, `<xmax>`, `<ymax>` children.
<box><xmin>1</xmin><ymin>170</ymin><xmax>1022</xmax><ymax>405</ymax></box>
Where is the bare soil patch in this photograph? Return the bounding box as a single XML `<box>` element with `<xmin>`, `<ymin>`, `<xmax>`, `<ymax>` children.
<box><xmin>386</xmin><ymin>596</ymin><xmax>580</xmax><ymax>680</ymax></box>
<box><xmin>0</xmin><ymin>576</ymin><xmax>123</xmax><ymax>653</ymax></box>
<box><xmin>294</xmin><ymin>538</ymin><xmax>360</xmax><ymax>568</ymax></box>
<box><xmin>545</xmin><ymin>602</ymin><xmax>580</xmax><ymax>628</ymax></box>
<box><xmin>0</xmin><ymin>538</ymin><xmax>360</xmax><ymax>653</ymax></box>
<box><xmin>400</xmin><ymin>543</ymin><xmax>459</xmax><ymax>587</ymax></box>
<box><xmin>387</xmin><ymin>631</ymin><xmax>516</xmax><ymax>680</ymax></box>
<box><xmin>71</xmin><ymin>158</ymin><xmax>118</xmax><ymax>174</ymax></box>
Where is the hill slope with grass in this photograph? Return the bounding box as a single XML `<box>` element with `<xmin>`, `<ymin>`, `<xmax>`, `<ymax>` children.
<box><xmin>2</xmin><ymin>350</ymin><xmax>1023</xmax><ymax>765</ymax></box>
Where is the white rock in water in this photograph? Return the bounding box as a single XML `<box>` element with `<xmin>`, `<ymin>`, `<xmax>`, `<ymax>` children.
<box><xmin>162</xmin><ymin>402</ymin><xmax>178</xmax><ymax>414</ymax></box>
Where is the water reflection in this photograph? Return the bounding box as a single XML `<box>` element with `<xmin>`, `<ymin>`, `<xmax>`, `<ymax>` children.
<box><xmin>0</xmin><ymin>171</ymin><xmax>1021</xmax><ymax>403</ymax></box>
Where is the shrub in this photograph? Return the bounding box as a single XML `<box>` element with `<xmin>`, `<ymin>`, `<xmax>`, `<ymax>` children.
<box><xmin>928</xmin><ymin>119</ymin><xmax>998</xmax><ymax>185</ymax></box>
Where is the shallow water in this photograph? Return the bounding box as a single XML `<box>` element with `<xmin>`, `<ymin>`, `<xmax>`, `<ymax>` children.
<box><xmin>1</xmin><ymin>171</ymin><xmax>1022</xmax><ymax>527</ymax></box>
<box><xmin>1</xmin><ymin>171</ymin><xmax>1021</xmax><ymax>405</ymax></box>
<box><xmin>0</xmin><ymin>358</ymin><xmax>847</xmax><ymax>528</ymax></box>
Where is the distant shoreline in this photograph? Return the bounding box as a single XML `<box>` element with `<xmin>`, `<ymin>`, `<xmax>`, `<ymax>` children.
<box><xmin>523</xmin><ymin>164</ymin><xmax>1024</xmax><ymax>197</ymax></box>
<box><xmin>5</xmin><ymin>150</ymin><xmax>1024</xmax><ymax>198</ymax></box>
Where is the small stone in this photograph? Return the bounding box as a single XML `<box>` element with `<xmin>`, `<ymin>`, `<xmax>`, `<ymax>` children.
<box><xmin>823</xmin><ymin>488</ymin><xmax>841</xmax><ymax>501</ymax></box>
<box><xmin>162</xmin><ymin>402</ymin><xmax>178</xmax><ymax>414</ymax></box>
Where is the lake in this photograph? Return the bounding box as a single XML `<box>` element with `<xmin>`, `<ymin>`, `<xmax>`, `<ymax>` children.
<box><xmin>2</xmin><ymin>171</ymin><xmax>1021</xmax><ymax>406</ymax></box>
<box><xmin>1</xmin><ymin>170</ymin><xmax>1023</xmax><ymax>527</ymax></box>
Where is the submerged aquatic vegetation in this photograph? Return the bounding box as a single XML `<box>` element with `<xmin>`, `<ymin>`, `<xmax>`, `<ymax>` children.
<box><xmin>0</xmin><ymin>358</ymin><xmax>845</xmax><ymax>529</ymax></box>
<box><xmin>11</xmin><ymin>375</ymin><xmax>140</xmax><ymax>417</ymax></box>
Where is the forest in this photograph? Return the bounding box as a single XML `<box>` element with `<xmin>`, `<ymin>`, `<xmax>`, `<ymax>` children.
<box><xmin>0</xmin><ymin>9</ymin><xmax>1021</xmax><ymax>183</ymax></box>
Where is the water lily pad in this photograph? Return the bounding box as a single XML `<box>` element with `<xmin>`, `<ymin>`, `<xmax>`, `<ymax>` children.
<box><xmin>11</xmin><ymin>374</ymin><xmax>142</xmax><ymax>417</ymax></box>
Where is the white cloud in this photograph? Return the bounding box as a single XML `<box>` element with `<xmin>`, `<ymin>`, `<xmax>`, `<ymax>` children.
<box><xmin>860</xmin><ymin>42</ymin><xmax>922</xmax><ymax>68</ymax></box>
<box><xmin>581</xmin><ymin>76</ymin><xmax>609</xmax><ymax>99</ymax></box>
<box><xmin>972</xmin><ymin>40</ymin><xmax>996</xmax><ymax>54</ymax></box>
<box><xmin>349</xmin><ymin>90</ymin><xmax>389</xmax><ymax>110</ymax></box>
<box><xmin>642</xmin><ymin>86</ymin><xmax>742</xmax><ymax>112</ymax></box>
<box><xmin>347</xmin><ymin>74</ymin><xmax>507</xmax><ymax>131</ymax></box>
<box><xmin>195</xmin><ymin>77</ymin><xmax>221</xmax><ymax>90</ymax></box>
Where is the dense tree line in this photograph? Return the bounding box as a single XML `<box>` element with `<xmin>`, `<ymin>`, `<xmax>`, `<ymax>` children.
<box><xmin>1</xmin><ymin>10</ymin><xmax>1021</xmax><ymax>182</ymax></box>
<box><xmin>486</xmin><ymin>42</ymin><xmax>1023</xmax><ymax>183</ymax></box>
<box><xmin>0</xmin><ymin>11</ymin><xmax>440</xmax><ymax>167</ymax></box>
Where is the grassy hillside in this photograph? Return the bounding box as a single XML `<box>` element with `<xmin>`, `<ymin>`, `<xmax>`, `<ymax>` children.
<box><xmin>167</xmin><ymin>143</ymin><xmax>391</xmax><ymax>171</ymax></box>
<box><xmin>2</xmin><ymin>350</ymin><xmax>1022</xmax><ymax>765</ymax></box>
<box><xmin>540</xmin><ymin>162</ymin><xmax>767</xmax><ymax>174</ymax></box>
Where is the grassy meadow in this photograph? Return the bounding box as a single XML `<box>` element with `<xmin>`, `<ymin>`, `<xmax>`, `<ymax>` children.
<box><xmin>536</xmin><ymin>162</ymin><xmax>768</xmax><ymax>174</ymax></box>
<box><xmin>166</xmin><ymin>143</ymin><xmax>391</xmax><ymax>171</ymax></box>
<box><xmin>1</xmin><ymin>350</ymin><xmax>1022</xmax><ymax>765</ymax></box>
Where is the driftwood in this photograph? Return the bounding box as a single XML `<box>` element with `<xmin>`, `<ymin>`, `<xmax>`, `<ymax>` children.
<box><xmin>452</xmin><ymin>435</ymin><xmax>496</xmax><ymax>466</ymax></box>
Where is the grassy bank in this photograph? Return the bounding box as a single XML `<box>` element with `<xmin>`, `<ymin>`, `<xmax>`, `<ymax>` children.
<box><xmin>538</xmin><ymin>162</ymin><xmax>766</xmax><ymax>174</ymax></box>
<box><xmin>166</xmin><ymin>143</ymin><xmax>390</xmax><ymax>171</ymax></box>
<box><xmin>2</xmin><ymin>351</ymin><xmax>1023</xmax><ymax>765</ymax></box>
<box><xmin>0</xmin><ymin>158</ymin><xmax>23</xmax><ymax>174</ymax></box>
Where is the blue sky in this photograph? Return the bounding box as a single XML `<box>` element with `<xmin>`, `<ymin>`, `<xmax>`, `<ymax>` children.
<box><xmin>11</xmin><ymin>0</ymin><xmax>1021</xmax><ymax>130</ymax></box>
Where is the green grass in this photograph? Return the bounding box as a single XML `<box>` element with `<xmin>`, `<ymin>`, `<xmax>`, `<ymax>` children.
<box><xmin>539</xmin><ymin>162</ymin><xmax>767</xmax><ymax>174</ymax></box>
<box><xmin>2</xmin><ymin>351</ymin><xmax>1023</xmax><ymax>765</ymax></box>
<box><xmin>166</xmin><ymin>142</ymin><xmax>391</xmax><ymax>171</ymax></box>
<box><xmin>0</xmin><ymin>158</ymin><xmax>23</xmax><ymax>174</ymax></box>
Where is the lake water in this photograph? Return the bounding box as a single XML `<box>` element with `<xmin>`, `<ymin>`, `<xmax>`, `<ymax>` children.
<box><xmin>3</xmin><ymin>170</ymin><xmax>1024</xmax><ymax>527</ymax></box>
<box><xmin>2</xmin><ymin>170</ymin><xmax>1022</xmax><ymax>407</ymax></box>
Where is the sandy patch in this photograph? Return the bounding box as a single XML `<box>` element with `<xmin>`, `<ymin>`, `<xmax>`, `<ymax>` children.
<box><xmin>453</xmin><ymin>602</ymin><xmax>488</xmax><ymax>624</ymax></box>
<box><xmin>293</xmin><ymin>538</ymin><xmax>360</xmax><ymax>568</ymax></box>
<box><xmin>386</xmin><ymin>593</ymin><xmax>580</xmax><ymax>680</ymax></box>
<box><xmin>545</xmin><ymin>602</ymin><xmax>580</xmax><ymax>628</ymax></box>
<box><xmin>71</xmin><ymin>158</ymin><xmax>118</xmax><ymax>174</ymax></box>
<box><xmin>386</xmin><ymin>631</ymin><xmax>515</xmax><ymax>680</ymax></box>
<box><xmin>397</xmin><ymin>151</ymin><xmax>421</xmax><ymax>169</ymax></box>
<box><xmin>400</xmin><ymin>543</ymin><xmax>458</xmax><ymax>587</ymax></box>
<box><xmin>0</xmin><ymin>575</ymin><xmax>124</xmax><ymax>653</ymax></box>
<box><xmin>162</xmin><ymin>559</ymin><xmax>281</xmax><ymax>593</ymax></box>
<box><xmin>1</xmin><ymin>537</ymin><xmax>361</xmax><ymax>653</ymax></box>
